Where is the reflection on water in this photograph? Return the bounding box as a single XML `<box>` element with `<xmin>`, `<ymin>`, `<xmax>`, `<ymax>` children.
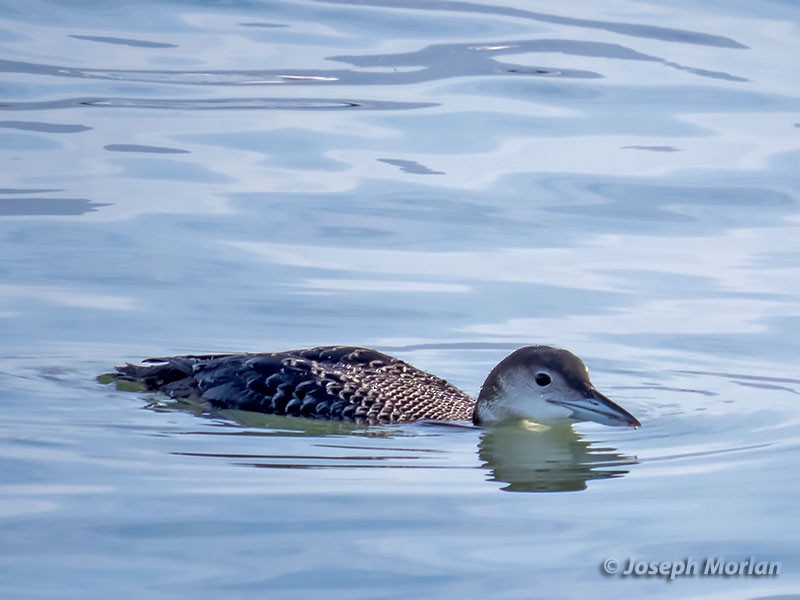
<box><xmin>479</xmin><ymin>422</ymin><xmax>635</xmax><ymax>493</ymax></box>
<box><xmin>143</xmin><ymin>396</ymin><xmax>634</xmax><ymax>493</ymax></box>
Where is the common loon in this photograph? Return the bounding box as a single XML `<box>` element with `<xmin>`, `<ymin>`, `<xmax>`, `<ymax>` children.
<box><xmin>108</xmin><ymin>345</ymin><xmax>640</xmax><ymax>428</ymax></box>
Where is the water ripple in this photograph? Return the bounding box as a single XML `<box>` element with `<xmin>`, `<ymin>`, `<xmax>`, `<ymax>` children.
<box><xmin>317</xmin><ymin>0</ymin><xmax>748</xmax><ymax>49</ymax></box>
<box><xmin>68</xmin><ymin>34</ymin><xmax>178</xmax><ymax>49</ymax></box>
<box><xmin>0</xmin><ymin>33</ymin><xmax>745</xmax><ymax>86</ymax></box>
<box><xmin>0</xmin><ymin>96</ymin><xmax>436</xmax><ymax>111</ymax></box>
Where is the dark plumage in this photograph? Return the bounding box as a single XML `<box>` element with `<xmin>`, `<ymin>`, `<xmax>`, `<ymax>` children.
<box><xmin>112</xmin><ymin>346</ymin><xmax>473</xmax><ymax>424</ymax></box>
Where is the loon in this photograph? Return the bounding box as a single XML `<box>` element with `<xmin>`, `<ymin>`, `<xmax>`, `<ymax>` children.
<box><xmin>108</xmin><ymin>345</ymin><xmax>640</xmax><ymax>428</ymax></box>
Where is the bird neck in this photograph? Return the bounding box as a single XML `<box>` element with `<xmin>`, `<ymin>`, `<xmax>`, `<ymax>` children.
<box><xmin>473</xmin><ymin>370</ymin><xmax>514</xmax><ymax>424</ymax></box>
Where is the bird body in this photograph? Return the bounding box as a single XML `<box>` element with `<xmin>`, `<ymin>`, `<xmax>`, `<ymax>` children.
<box><xmin>109</xmin><ymin>345</ymin><xmax>640</xmax><ymax>428</ymax></box>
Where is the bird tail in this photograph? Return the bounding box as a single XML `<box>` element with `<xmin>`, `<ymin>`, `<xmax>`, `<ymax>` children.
<box><xmin>98</xmin><ymin>357</ymin><xmax>195</xmax><ymax>392</ymax></box>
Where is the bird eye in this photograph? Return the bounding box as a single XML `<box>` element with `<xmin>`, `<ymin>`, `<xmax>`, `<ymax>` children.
<box><xmin>535</xmin><ymin>372</ymin><xmax>551</xmax><ymax>387</ymax></box>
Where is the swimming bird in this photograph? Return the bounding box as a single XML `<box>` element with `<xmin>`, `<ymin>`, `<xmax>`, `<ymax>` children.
<box><xmin>108</xmin><ymin>345</ymin><xmax>640</xmax><ymax>428</ymax></box>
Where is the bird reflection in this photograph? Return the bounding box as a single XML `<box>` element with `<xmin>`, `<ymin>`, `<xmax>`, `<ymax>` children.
<box><xmin>478</xmin><ymin>422</ymin><xmax>636</xmax><ymax>492</ymax></box>
<box><xmin>139</xmin><ymin>396</ymin><xmax>636</xmax><ymax>491</ymax></box>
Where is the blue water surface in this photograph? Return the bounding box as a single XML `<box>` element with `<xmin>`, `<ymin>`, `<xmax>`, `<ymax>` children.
<box><xmin>1</xmin><ymin>0</ymin><xmax>800</xmax><ymax>598</ymax></box>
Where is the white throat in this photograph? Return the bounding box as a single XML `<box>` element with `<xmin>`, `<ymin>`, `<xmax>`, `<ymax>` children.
<box><xmin>475</xmin><ymin>371</ymin><xmax>574</xmax><ymax>424</ymax></box>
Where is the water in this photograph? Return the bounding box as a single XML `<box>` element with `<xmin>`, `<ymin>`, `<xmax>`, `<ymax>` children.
<box><xmin>1</xmin><ymin>0</ymin><xmax>799</xmax><ymax>597</ymax></box>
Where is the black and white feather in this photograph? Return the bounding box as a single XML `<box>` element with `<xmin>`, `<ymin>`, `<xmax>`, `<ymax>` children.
<box><xmin>113</xmin><ymin>346</ymin><xmax>474</xmax><ymax>424</ymax></box>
